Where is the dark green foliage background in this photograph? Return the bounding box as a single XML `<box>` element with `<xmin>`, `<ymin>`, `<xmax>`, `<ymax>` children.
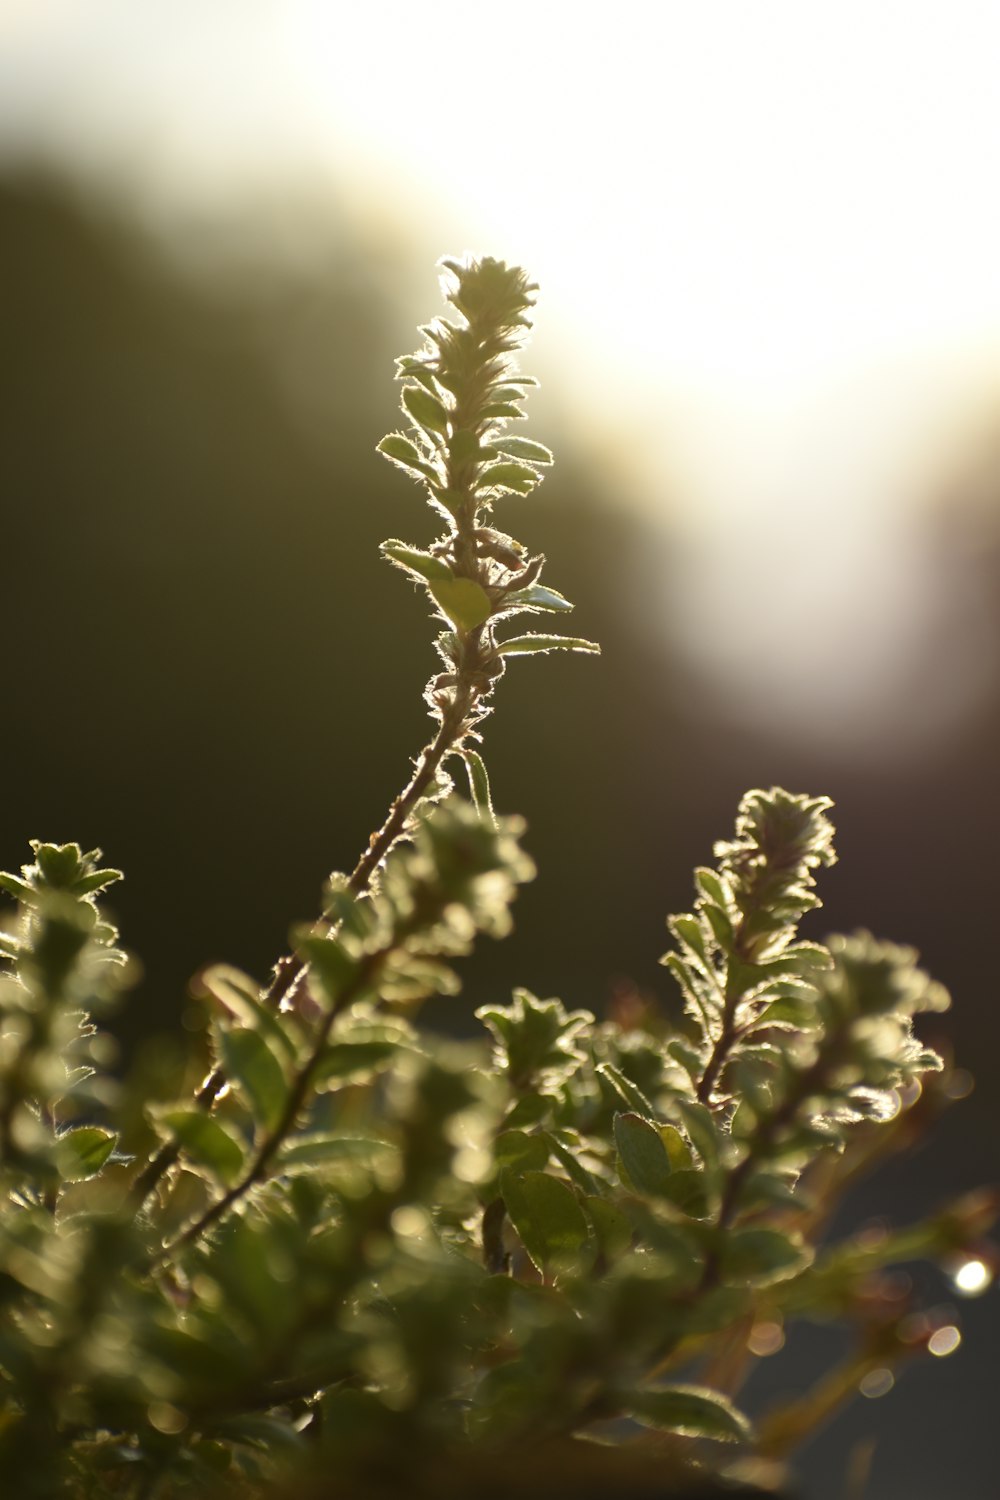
<box><xmin>3</xmin><ymin>171</ymin><xmax>999</xmax><ymax>1499</ymax></box>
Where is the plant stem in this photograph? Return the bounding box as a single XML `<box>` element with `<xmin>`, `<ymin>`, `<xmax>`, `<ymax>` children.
<box><xmin>698</xmin><ymin>1041</ymin><xmax>839</xmax><ymax>1295</ymax></box>
<box><xmin>696</xmin><ymin>906</ymin><xmax>758</xmax><ymax>1105</ymax></box>
<box><xmin>131</xmin><ymin>660</ymin><xmax>485</xmax><ymax>1212</ymax></box>
<box><xmin>696</xmin><ymin>968</ymin><xmax>744</xmax><ymax>1105</ymax></box>
<box><xmin>132</xmin><ymin>266</ymin><xmax>516</xmax><ymax>1215</ymax></box>
<box><xmin>265</xmin><ymin>671</ymin><xmax>480</xmax><ymax>1012</ymax></box>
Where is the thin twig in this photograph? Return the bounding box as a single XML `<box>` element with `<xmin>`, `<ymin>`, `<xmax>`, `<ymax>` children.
<box><xmin>132</xmin><ymin>271</ymin><xmax>522</xmax><ymax>1222</ymax></box>
<box><xmin>130</xmin><ymin>679</ymin><xmax>481</xmax><ymax>1213</ymax></box>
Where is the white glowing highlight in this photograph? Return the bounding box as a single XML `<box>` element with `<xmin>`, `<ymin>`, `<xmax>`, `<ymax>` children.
<box><xmin>4</xmin><ymin>2</ymin><xmax>1000</xmax><ymax>750</ymax></box>
<box><xmin>952</xmin><ymin>1259</ymin><xmax>992</xmax><ymax>1297</ymax></box>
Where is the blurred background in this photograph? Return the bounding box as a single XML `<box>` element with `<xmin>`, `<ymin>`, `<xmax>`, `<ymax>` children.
<box><xmin>1</xmin><ymin>3</ymin><xmax>998</xmax><ymax>1495</ymax></box>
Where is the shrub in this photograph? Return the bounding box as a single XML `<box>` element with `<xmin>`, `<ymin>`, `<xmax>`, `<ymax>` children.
<box><xmin>0</xmin><ymin>256</ymin><xmax>994</xmax><ymax>1499</ymax></box>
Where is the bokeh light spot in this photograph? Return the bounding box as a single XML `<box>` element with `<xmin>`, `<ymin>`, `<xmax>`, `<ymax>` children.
<box><xmin>928</xmin><ymin>1325</ymin><xmax>962</xmax><ymax>1358</ymax></box>
<box><xmin>859</xmin><ymin>1368</ymin><xmax>895</xmax><ymax>1399</ymax></box>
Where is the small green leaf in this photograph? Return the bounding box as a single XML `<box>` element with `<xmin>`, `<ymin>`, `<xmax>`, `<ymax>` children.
<box><xmin>738</xmin><ymin>1169</ymin><xmax>804</xmax><ymax>1212</ymax></box>
<box><xmin>402</xmin><ymin>384</ymin><xmax>450</xmax><ymax>435</ymax></box>
<box><xmin>749</xmin><ymin>989</ymin><xmax>819</xmax><ymax>1030</ymax></box>
<box><xmin>703</xmin><ymin>903</ymin><xmax>735</xmax><ymax>951</ymax></box>
<box><xmin>623</xmin><ymin>1384</ymin><xmax>751</xmax><ymax>1443</ymax></box>
<box><xmin>160</xmin><ymin>1111</ymin><xmax>245</xmax><ymax>1186</ymax></box>
<box><xmin>597</xmin><ymin>1063</ymin><xmax>655</xmax><ymax>1118</ymax></box>
<box><xmin>313</xmin><ymin>1039</ymin><xmax>403</xmax><ymax>1086</ymax></box>
<box><xmin>501</xmin><ymin>1093</ymin><xmax>552</xmax><ymax>1129</ymax></box>
<box><xmin>277</xmin><ymin>1134</ymin><xmax>396</xmax><ymax>1174</ymax></box>
<box><xmin>501</xmin><ymin>584</ymin><xmax>574</xmax><ymax>614</ymax></box>
<box><xmin>428</xmin><ymin>576</ymin><xmax>493</xmax><ymax>631</ymax></box>
<box><xmin>783</xmin><ymin>940</ymin><xmax>833</xmax><ymax>972</ymax></box>
<box><xmin>694</xmin><ymin>867</ymin><xmax>731</xmax><ymax>909</ymax></box>
<box><xmin>672</xmin><ymin>1098</ymin><xmax>720</xmax><ymax>1170</ymax></box>
<box><xmin>666</xmin><ymin>1036</ymin><xmax>705</xmax><ymax>1081</ymax></box>
<box><xmin>493</xmin><ymin>377</ymin><xmax>540</xmax><ymax>394</ymax></box>
<box><xmin>299</xmin><ymin>935</ymin><xmax>362</xmax><ymax>1004</ymax></box>
<box><xmin>32</xmin><ymin>843</ymin><xmax>87</xmax><ymax>888</ymax></box>
<box><xmin>74</xmin><ymin>868</ymin><xmax>124</xmax><ymax>896</ymax></box>
<box><xmin>727</xmin><ymin>1058</ymin><xmax>778</xmax><ymax>1119</ymax></box>
<box><xmin>542</xmin><ymin>1131</ymin><xmax>600</xmax><ymax>1194</ymax></box>
<box><xmin>458</xmin><ymin>749</ymin><xmax>496</xmax><ymax>825</ymax></box>
<box><xmin>665</xmin><ymin>956</ymin><xmax>717</xmax><ymax>1039</ymax></box>
<box><xmin>476</xmin><ymin>460</ymin><xmax>540</xmax><ymax>494</ymax></box>
<box><xmin>614</xmin><ymin>1112</ymin><xmax>673</xmax><ymax>1197</ymax></box>
<box><xmin>481</xmin><ymin>401</ymin><xmax>524</xmax><ymax>420</ymax></box>
<box><xmin>376</xmin><ymin>433</ymin><xmax>439</xmax><ymax>481</ymax></box>
<box><xmin>498</xmin><ymin>634</ymin><xmax>600</xmax><ymax>656</ymax></box>
<box><xmin>395</xmin><ymin>353</ymin><xmax>437</xmax><ymax>380</ymax></box>
<box><xmin>501</xmin><ymin>1169</ymin><xmax>590</xmax><ymax>1276</ymax></box>
<box><xmin>57</xmin><ymin>1126</ymin><xmax>117</xmax><ymax>1181</ymax></box>
<box><xmin>494</xmin><ymin>1130</ymin><xmax>550</xmax><ymax>1173</ymax></box>
<box><xmin>377</xmin><ymin>954</ymin><xmax>459</xmax><ymax>1003</ymax></box>
<box><xmin>721</xmin><ymin>1226</ymin><xmax>813</xmax><ymax>1285</ymax></box>
<box><xmin>380</xmin><ymin>540</ymin><xmax>452</xmax><ymax>582</ymax></box>
<box><xmin>669</xmin><ymin>914</ymin><xmax>709</xmax><ymax>966</ymax></box>
<box><xmin>490</xmin><ymin>436</ymin><xmax>554</xmax><ymax>465</ymax></box>
<box><xmin>216</xmin><ymin>1026</ymin><xmax>287</xmax><ymax>1133</ymax></box>
<box><xmin>658</xmin><ymin>1123</ymin><xmax>694</xmax><ymax>1171</ymax></box>
<box><xmin>198</xmin><ymin>965</ymin><xmax>298</xmax><ymax>1062</ymax></box>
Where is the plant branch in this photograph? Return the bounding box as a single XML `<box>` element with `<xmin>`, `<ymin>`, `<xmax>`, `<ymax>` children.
<box><xmin>130</xmin><ymin>676</ymin><xmax>487</xmax><ymax>1212</ymax></box>
<box><xmin>695</xmin><ymin>964</ymin><xmax>746</xmax><ymax>1105</ymax></box>
<box><xmin>154</xmin><ymin>944</ymin><xmax>391</xmax><ymax>1262</ymax></box>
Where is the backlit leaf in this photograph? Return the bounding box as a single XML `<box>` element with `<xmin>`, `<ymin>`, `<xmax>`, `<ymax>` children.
<box><xmin>402</xmin><ymin>385</ymin><xmax>450</xmax><ymax>435</ymax></box>
<box><xmin>277</xmin><ymin>1134</ymin><xmax>397</xmax><ymax>1175</ymax></box>
<box><xmin>614</xmin><ymin>1112</ymin><xmax>672</xmax><ymax>1197</ymax></box>
<box><xmin>501</xmin><ymin>1169</ymin><xmax>590</xmax><ymax>1275</ymax></box>
<box><xmin>623</xmin><ymin>1384</ymin><xmax>751</xmax><ymax>1442</ymax></box>
<box><xmin>428</xmin><ymin>577</ymin><xmax>494</xmax><ymax>631</ymax></box>
<box><xmin>501</xmin><ymin>584</ymin><xmax>574</xmax><ymax>614</ymax></box>
<box><xmin>476</xmin><ymin>460</ymin><xmax>539</xmax><ymax>494</ymax></box>
<box><xmin>490</xmin><ymin>436</ymin><xmax>554</xmax><ymax>465</ymax></box>
<box><xmin>57</xmin><ymin>1126</ymin><xmax>117</xmax><ymax>1181</ymax></box>
<box><xmin>498</xmin><ymin>634</ymin><xmax>600</xmax><ymax>656</ymax></box>
<box><xmin>380</xmin><ymin>540</ymin><xmax>452</xmax><ymax>582</ymax></box>
<box><xmin>494</xmin><ymin>1130</ymin><xmax>550</xmax><ymax>1173</ymax></box>
<box><xmin>216</xmin><ymin>1026</ymin><xmax>287</xmax><ymax>1133</ymax></box>
<box><xmin>376</xmin><ymin>433</ymin><xmax>439</xmax><ymax>482</ymax></box>
<box><xmin>160</xmin><ymin>1111</ymin><xmax>245</xmax><ymax>1186</ymax></box>
<box><xmin>197</xmin><ymin>965</ymin><xmax>299</xmax><ymax>1062</ymax></box>
<box><xmin>721</xmin><ymin>1226</ymin><xmax>813</xmax><ymax>1285</ymax></box>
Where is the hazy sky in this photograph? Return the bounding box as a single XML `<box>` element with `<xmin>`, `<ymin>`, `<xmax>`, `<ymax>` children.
<box><xmin>4</xmin><ymin>0</ymin><xmax>999</xmax><ymax>750</ymax></box>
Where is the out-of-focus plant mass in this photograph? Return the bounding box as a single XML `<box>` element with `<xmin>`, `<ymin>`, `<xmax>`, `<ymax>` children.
<box><xmin>0</xmin><ymin>258</ymin><xmax>993</xmax><ymax>1500</ymax></box>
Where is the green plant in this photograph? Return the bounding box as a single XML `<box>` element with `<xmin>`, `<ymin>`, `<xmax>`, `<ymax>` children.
<box><xmin>0</xmin><ymin>257</ymin><xmax>994</xmax><ymax>1500</ymax></box>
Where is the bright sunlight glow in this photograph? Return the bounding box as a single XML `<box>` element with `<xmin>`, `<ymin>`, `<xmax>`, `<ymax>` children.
<box><xmin>3</xmin><ymin>1</ymin><xmax>1000</xmax><ymax>751</ymax></box>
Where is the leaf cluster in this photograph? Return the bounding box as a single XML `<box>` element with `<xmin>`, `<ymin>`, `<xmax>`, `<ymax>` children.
<box><xmin>0</xmin><ymin>263</ymin><xmax>992</xmax><ymax>1500</ymax></box>
<box><xmin>377</xmin><ymin>256</ymin><xmax>597</xmax><ymax>743</ymax></box>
